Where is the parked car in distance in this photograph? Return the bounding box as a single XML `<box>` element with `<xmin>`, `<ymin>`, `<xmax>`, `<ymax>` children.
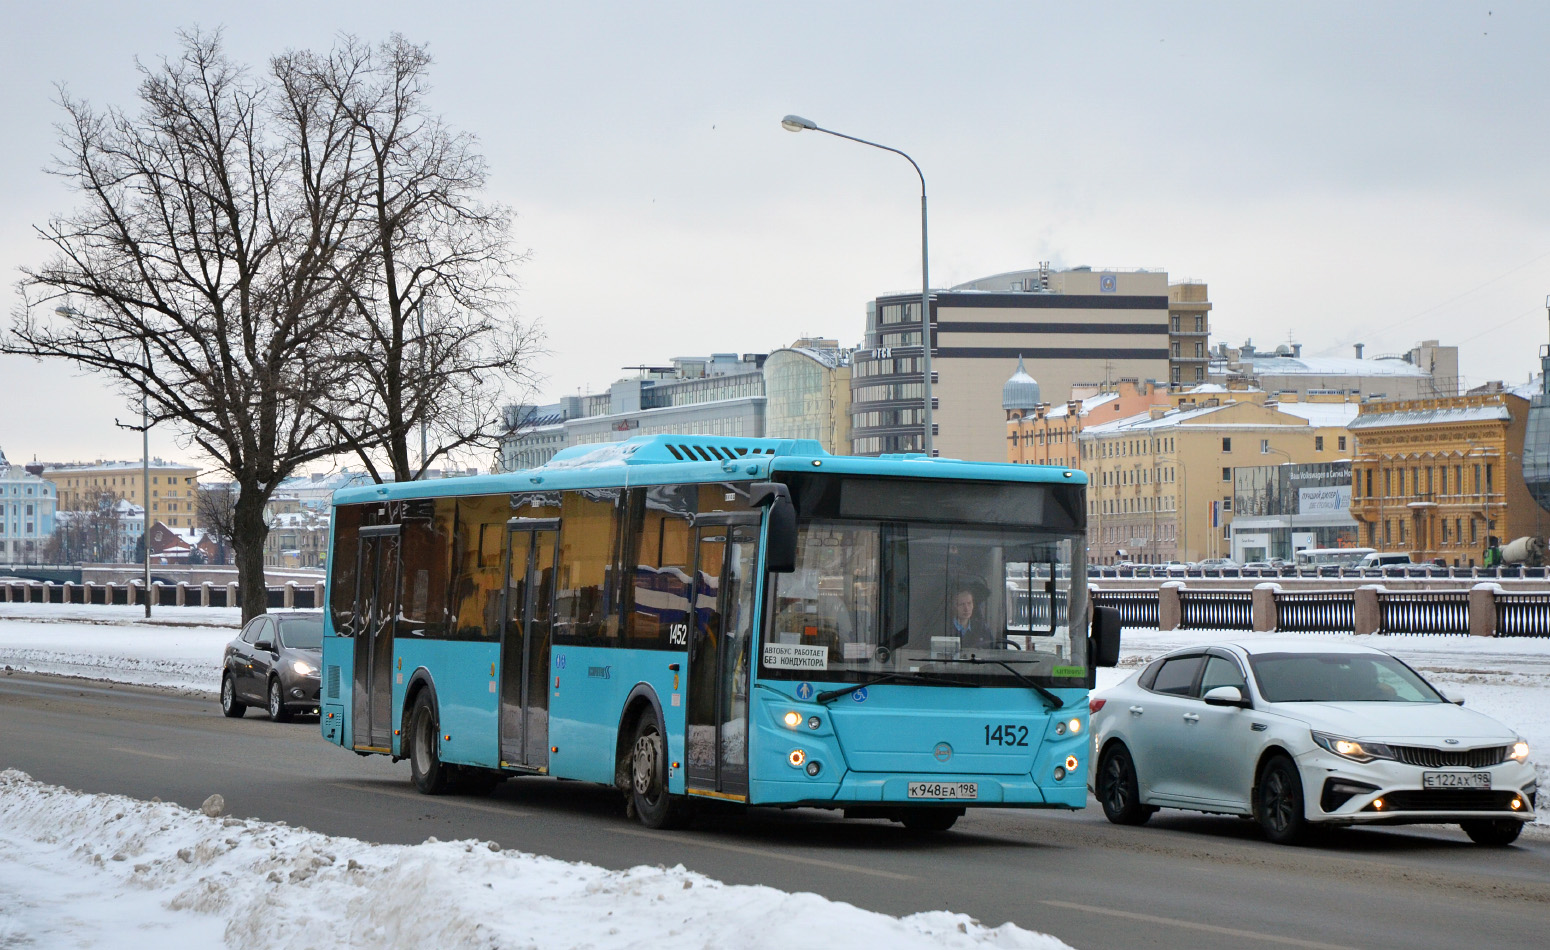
<box><xmin>221</xmin><ymin>611</ymin><xmax>323</xmax><ymax>721</ymax></box>
<box><xmin>1195</xmin><ymin>557</ymin><xmax>1239</xmax><ymax>570</ymax></box>
<box><xmin>1090</xmin><ymin>640</ymin><xmax>1536</xmax><ymax>845</ymax></box>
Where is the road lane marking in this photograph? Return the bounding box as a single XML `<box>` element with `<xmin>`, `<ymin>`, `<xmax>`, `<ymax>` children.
<box><xmin>327</xmin><ymin>781</ymin><xmax>533</xmax><ymax>817</ymax></box>
<box><xmin>606</xmin><ymin>825</ymin><xmax>912</xmax><ymax>880</ymax></box>
<box><xmin>1038</xmin><ymin>900</ymin><xmax>1361</xmax><ymax>950</ymax></box>
<box><xmin>108</xmin><ymin>746</ymin><xmax>179</xmax><ymax>761</ymax></box>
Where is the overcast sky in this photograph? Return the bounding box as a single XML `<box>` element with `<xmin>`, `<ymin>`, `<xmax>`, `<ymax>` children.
<box><xmin>2</xmin><ymin>1</ymin><xmax>1548</xmax><ymax>475</ymax></box>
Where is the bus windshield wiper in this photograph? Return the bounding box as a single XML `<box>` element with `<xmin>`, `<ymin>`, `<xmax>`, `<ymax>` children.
<box><xmin>815</xmin><ymin>671</ymin><xmax>980</xmax><ymax>704</ymax></box>
<box><xmin>932</xmin><ymin>656</ymin><xmax>1065</xmax><ymax>710</ymax></box>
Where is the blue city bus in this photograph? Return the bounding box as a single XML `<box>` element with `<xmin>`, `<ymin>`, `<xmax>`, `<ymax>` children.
<box><xmin>320</xmin><ymin>434</ymin><xmax>1120</xmax><ymax>830</ymax></box>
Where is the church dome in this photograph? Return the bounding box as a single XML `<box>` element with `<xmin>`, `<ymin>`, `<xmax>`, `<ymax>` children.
<box><xmin>1002</xmin><ymin>356</ymin><xmax>1041</xmax><ymax>410</ymax></box>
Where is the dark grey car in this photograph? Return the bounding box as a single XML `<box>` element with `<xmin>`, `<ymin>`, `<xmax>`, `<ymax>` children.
<box><xmin>220</xmin><ymin>611</ymin><xmax>323</xmax><ymax>721</ymax></box>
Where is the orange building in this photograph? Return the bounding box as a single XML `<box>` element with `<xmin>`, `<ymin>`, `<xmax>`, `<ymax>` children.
<box><xmin>1005</xmin><ymin>374</ymin><xmax>1172</xmax><ymax>468</ymax></box>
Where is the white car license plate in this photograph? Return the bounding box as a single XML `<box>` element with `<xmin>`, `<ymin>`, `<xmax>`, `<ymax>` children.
<box><xmin>1422</xmin><ymin>771</ymin><xmax>1491</xmax><ymax>789</ymax></box>
<box><xmin>908</xmin><ymin>782</ymin><xmax>978</xmax><ymax>800</ymax></box>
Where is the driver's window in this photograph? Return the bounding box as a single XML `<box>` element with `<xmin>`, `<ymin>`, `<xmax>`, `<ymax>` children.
<box><xmin>1198</xmin><ymin>655</ymin><xmax>1247</xmax><ymax>696</ymax></box>
<box><xmin>240</xmin><ymin>618</ymin><xmax>265</xmax><ymax>644</ymax></box>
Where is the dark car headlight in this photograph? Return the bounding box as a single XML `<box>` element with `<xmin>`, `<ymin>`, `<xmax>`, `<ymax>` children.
<box><xmin>1312</xmin><ymin>731</ymin><xmax>1396</xmax><ymax>763</ymax></box>
<box><xmin>290</xmin><ymin>659</ymin><xmax>316</xmax><ymax>677</ymax></box>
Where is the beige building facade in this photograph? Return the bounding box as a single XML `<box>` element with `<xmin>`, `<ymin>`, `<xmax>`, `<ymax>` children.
<box><xmin>44</xmin><ymin>459</ymin><xmax>201</xmax><ymax>531</ymax></box>
<box><xmin>1349</xmin><ymin>391</ymin><xmax>1550</xmax><ymax>565</ymax></box>
<box><xmin>854</xmin><ymin>267</ymin><xmax>1195</xmax><ymax>462</ymax></box>
<box><xmin>1080</xmin><ymin>396</ymin><xmax>1359</xmax><ymax>564</ymax></box>
<box><xmin>1006</xmin><ymin>379</ymin><xmax>1172</xmax><ymax>468</ymax></box>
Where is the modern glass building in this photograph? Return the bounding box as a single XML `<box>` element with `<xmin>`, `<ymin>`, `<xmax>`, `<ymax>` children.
<box><xmin>1230</xmin><ymin>460</ymin><xmax>1357</xmax><ymax>562</ymax></box>
<box><xmin>762</xmin><ymin>341</ymin><xmax>851</xmax><ymax>453</ymax></box>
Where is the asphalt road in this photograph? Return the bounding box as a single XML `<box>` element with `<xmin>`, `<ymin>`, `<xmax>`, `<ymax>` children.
<box><xmin>3</xmin><ymin>671</ymin><xmax>1549</xmax><ymax>950</ymax></box>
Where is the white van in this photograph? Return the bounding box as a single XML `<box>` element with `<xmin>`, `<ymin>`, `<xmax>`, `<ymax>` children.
<box><xmin>1356</xmin><ymin>551</ymin><xmax>1413</xmax><ymax>570</ymax></box>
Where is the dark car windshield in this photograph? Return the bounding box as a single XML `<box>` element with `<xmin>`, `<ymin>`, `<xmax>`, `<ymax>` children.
<box><xmin>1248</xmin><ymin>652</ymin><xmax>1443</xmax><ymax>703</ymax></box>
<box><xmin>278</xmin><ymin>617</ymin><xmax>324</xmax><ymax>650</ymax></box>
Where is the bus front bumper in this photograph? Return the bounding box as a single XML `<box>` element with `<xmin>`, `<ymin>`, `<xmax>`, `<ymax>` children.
<box><xmin>750</xmin><ymin>772</ymin><xmax>1087</xmax><ymax>809</ymax></box>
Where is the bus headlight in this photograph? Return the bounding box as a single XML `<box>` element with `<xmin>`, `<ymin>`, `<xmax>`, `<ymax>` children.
<box><xmin>783</xmin><ymin>711</ymin><xmax>802</xmax><ymax>728</ymax></box>
<box><xmin>1068</xmin><ymin>718</ymin><xmax>1083</xmax><ymax>735</ymax></box>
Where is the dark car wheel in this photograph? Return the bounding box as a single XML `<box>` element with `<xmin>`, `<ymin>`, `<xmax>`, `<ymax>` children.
<box><xmin>629</xmin><ymin>714</ymin><xmax>687</xmax><ymax>829</ymax></box>
<box><xmin>267</xmin><ymin>677</ymin><xmax>291</xmax><ymax>723</ymax></box>
<box><xmin>409</xmin><ymin>692</ymin><xmax>455</xmax><ymax>795</ymax></box>
<box><xmin>220</xmin><ymin>673</ymin><xmax>246</xmax><ymax>718</ymax></box>
<box><xmin>1461</xmin><ymin>819</ymin><xmax>1524</xmax><ymax>846</ymax></box>
<box><xmin>1256</xmin><ymin>756</ymin><xmax>1308</xmax><ymax>845</ymax></box>
<box><xmin>1098</xmin><ymin>744</ymin><xmax>1152</xmax><ymax>825</ymax></box>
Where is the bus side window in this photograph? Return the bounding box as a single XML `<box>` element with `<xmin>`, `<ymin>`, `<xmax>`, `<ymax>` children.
<box><xmin>448</xmin><ymin>495</ymin><xmax>508</xmax><ymax>642</ymax></box>
<box><xmin>397</xmin><ymin>499</ymin><xmax>454</xmax><ymax>639</ymax></box>
<box><xmin>329</xmin><ymin>503</ymin><xmax>363</xmax><ymax>637</ymax></box>
<box><xmin>554</xmin><ymin>489</ymin><xmax>621</xmax><ymax>646</ymax></box>
<box><xmin>625</xmin><ymin>485</ymin><xmax>695</xmax><ymax>649</ymax></box>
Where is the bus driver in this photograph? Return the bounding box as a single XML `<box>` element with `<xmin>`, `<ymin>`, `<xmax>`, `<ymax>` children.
<box><xmin>948</xmin><ymin>585</ymin><xmax>996</xmax><ymax>650</ymax></box>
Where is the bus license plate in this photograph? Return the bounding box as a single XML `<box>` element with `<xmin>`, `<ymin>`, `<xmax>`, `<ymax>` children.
<box><xmin>1423</xmin><ymin>771</ymin><xmax>1490</xmax><ymax>789</ymax></box>
<box><xmin>908</xmin><ymin>782</ymin><xmax>978</xmax><ymax>800</ymax></box>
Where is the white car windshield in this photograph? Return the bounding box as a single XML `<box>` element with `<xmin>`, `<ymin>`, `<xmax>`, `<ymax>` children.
<box><xmin>1248</xmin><ymin>652</ymin><xmax>1444</xmax><ymax>703</ymax></box>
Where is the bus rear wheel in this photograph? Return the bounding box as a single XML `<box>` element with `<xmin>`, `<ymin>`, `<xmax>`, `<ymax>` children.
<box><xmin>408</xmin><ymin>692</ymin><xmax>455</xmax><ymax>795</ymax></box>
<box><xmin>629</xmin><ymin>714</ymin><xmax>687</xmax><ymax>829</ymax></box>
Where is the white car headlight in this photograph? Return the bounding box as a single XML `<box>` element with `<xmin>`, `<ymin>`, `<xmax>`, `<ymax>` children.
<box><xmin>1312</xmin><ymin>731</ymin><xmax>1395</xmax><ymax>763</ymax></box>
<box><xmin>1509</xmin><ymin>739</ymin><xmax>1530</xmax><ymax>762</ymax></box>
<box><xmin>291</xmin><ymin>660</ymin><xmax>315</xmax><ymax>677</ymax></box>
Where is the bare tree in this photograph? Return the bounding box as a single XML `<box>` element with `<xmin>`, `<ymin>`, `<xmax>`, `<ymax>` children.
<box><xmin>196</xmin><ymin>482</ymin><xmax>238</xmax><ymax>565</ymax></box>
<box><xmin>44</xmin><ymin>493</ymin><xmax>124</xmax><ymax>564</ymax></box>
<box><xmin>5</xmin><ymin>31</ymin><xmax>365</xmax><ymax>622</ymax></box>
<box><xmin>282</xmin><ymin>36</ymin><xmax>541</xmax><ymax>482</ymax></box>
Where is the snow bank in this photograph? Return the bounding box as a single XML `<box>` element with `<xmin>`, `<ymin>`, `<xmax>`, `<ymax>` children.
<box><xmin>0</xmin><ymin>604</ymin><xmax>239</xmax><ymax>693</ymax></box>
<box><xmin>0</xmin><ymin>770</ymin><xmax>1069</xmax><ymax>950</ymax></box>
<box><xmin>1099</xmin><ymin>627</ymin><xmax>1550</xmax><ymax>829</ymax></box>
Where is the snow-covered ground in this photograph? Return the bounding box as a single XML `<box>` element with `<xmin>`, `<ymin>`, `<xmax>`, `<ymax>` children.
<box><xmin>0</xmin><ymin>603</ymin><xmax>238</xmax><ymax>693</ymax></box>
<box><xmin>0</xmin><ymin>770</ymin><xmax>1067</xmax><ymax>950</ymax></box>
<box><xmin>1096</xmin><ymin>625</ymin><xmax>1550</xmax><ymax>830</ymax></box>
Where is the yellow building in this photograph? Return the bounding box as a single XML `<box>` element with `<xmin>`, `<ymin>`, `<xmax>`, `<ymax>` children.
<box><xmin>1006</xmin><ymin>378</ymin><xmax>1172</xmax><ymax>468</ymax></box>
<box><xmin>1348</xmin><ymin>391</ymin><xmax>1550</xmax><ymax>565</ymax></box>
<box><xmin>1079</xmin><ymin>396</ymin><xmax>1359</xmax><ymax>564</ymax></box>
<box><xmin>43</xmin><ymin>459</ymin><xmax>201</xmax><ymax>531</ymax></box>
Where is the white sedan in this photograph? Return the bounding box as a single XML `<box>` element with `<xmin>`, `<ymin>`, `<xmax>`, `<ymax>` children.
<box><xmin>1089</xmin><ymin>639</ymin><xmax>1537</xmax><ymax>845</ymax></box>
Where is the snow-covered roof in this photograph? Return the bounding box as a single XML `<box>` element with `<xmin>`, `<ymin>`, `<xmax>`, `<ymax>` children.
<box><xmin>1240</xmin><ymin>356</ymin><xmax>1428</xmax><ymax>378</ymax></box>
<box><xmin>1349</xmin><ymin>405</ymin><xmax>1511</xmax><ymax>429</ymax></box>
<box><xmin>1270</xmin><ymin>402</ymin><xmax>1360</xmax><ymax>427</ymax></box>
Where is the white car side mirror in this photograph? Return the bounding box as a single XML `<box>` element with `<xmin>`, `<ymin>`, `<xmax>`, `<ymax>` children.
<box><xmin>1202</xmin><ymin>685</ymin><xmax>1250</xmax><ymax>708</ymax></box>
<box><xmin>1441</xmin><ymin>689</ymin><xmax>1465</xmax><ymax>706</ymax></box>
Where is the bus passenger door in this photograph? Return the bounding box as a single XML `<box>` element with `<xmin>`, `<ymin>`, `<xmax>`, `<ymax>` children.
<box><xmin>685</xmin><ymin>514</ymin><xmax>759</xmax><ymax>798</ymax></box>
<box><xmin>352</xmin><ymin>526</ymin><xmax>400</xmax><ymax>752</ymax></box>
<box><xmin>501</xmin><ymin>518</ymin><xmax>558</xmax><ymax>771</ymax></box>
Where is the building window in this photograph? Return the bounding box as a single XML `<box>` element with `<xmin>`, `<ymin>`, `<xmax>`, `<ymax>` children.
<box><xmin>1222</xmin><ymin>497</ymin><xmax>1232</xmax><ymax>512</ymax></box>
<box><xmin>1486</xmin><ymin>464</ymin><xmax>1493</xmax><ymax>495</ymax></box>
<box><xmin>1194</xmin><ymin>367</ymin><xmax>1204</xmax><ymax>382</ymax></box>
<box><xmin>1261</xmin><ymin>439</ymin><xmax>1270</xmax><ymax>454</ymax></box>
<box><xmin>1222</xmin><ymin>438</ymin><xmax>1232</xmax><ymax>452</ymax></box>
<box><xmin>1314</xmin><ymin>436</ymin><xmax>1324</xmax><ymax>451</ymax></box>
<box><xmin>1384</xmin><ymin>520</ymin><xmax>1392</xmax><ymax>545</ymax></box>
<box><xmin>1221</xmin><ymin>467</ymin><xmax>1231</xmax><ymax>481</ymax></box>
<box><xmin>1338</xmin><ymin>436</ymin><xmax>1347</xmax><ymax>451</ymax></box>
<box><xmin>1195</xmin><ymin>316</ymin><xmax>1204</xmax><ymax>332</ymax></box>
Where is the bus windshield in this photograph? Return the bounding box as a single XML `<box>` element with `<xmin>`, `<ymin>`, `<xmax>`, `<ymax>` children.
<box><xmin>762</xmin><ymin>519</ymin><xmax>1086</xmax><ymax>687</ymax></box>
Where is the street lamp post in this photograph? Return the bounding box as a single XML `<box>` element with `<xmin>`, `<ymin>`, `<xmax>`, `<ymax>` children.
<box><xmin>57</xmin><ymin>304</ymin><xmax>152</xmax><ymax>618</ymax></box>
<box><xmin>782</xmin><ymin>114</ymin><xmax>934</xmax><ymax>455</ymax></box>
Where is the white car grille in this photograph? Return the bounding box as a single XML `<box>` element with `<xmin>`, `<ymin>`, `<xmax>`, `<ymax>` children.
<box><xmin>1391</xmin><ymin>745</ymin><xmax>1508</xmax><ymax>769</ymax></box>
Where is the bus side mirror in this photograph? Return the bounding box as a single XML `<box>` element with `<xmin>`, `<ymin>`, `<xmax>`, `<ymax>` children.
<box><xmin>750</xmin><ymin>482</ymin><xmax>796</xmax><ymax>574</ymax></box>
<box><xmin>1089</xmin><ymin>605</ymin><xmax>1121</xmax><ymax>668</ymax></box>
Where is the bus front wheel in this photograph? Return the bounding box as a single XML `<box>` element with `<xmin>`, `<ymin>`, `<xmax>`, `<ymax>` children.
<box><xmin>408</xmin><ymin>692</ymin><xmax>455</xmax><ymax>795</ymax></box>
<box><xmin>629</xmin><ymin>714</ymin><xmax>687</xmax><ymax>829</ymax></box>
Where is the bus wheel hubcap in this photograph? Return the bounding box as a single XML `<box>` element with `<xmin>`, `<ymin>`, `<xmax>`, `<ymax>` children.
<box><xmin>633</xmin><ymin>734</ymin><xmax>660</xmax><ymax>797</ymax></box>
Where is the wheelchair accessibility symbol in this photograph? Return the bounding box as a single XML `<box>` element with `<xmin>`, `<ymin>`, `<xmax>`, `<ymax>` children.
<box><xmin>852</xmin><ymin>687</ymin><xmax>868</xmax><ymax>703</ymax></box>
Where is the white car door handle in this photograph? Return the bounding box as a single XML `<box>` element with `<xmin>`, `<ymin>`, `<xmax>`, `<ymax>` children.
<box><xmin>1129</xmin><ymin>705</ymin><xmax>1144</xmax><ymax>716</ymax></box>
<box><xmin>1183</xmin><ymin>713</ymin><xmax>1200</xmax><ymax>723</ymax></box>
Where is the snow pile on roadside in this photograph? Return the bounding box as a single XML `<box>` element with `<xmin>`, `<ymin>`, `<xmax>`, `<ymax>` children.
<box><xmin>0</xmin><ymin>604</ymin><xmax>238</xmax><ymax>693</ymax></box>
<box><xmin>0</xmin><ymin>770</ymin><xmax>1071</xmax><ymax>950</ymax></box>
<box><xmin>1099</xmin><ymin>627</ymin><xmax>1550</xmax><ymax>829</ymax></box>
